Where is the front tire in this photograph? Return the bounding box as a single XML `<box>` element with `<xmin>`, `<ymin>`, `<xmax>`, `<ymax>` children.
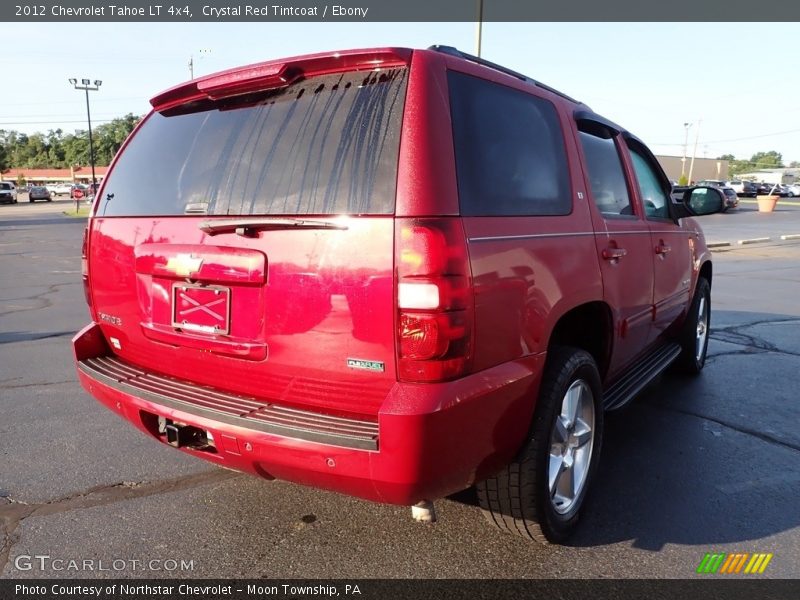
<box><xmin>674</xmin><ymin>277</ymin><xmax>711</xmax><ymax>375</ymax></box>
<box><xmin>477</xmin><ymin>347</ymin><xmax>603</xmax><ymax>544</ymax></box>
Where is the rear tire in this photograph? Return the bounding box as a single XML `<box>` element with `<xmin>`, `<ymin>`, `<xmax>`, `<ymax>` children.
<box><xmin>674</xmin><ymin>277</ymin><xmax>710</xmax><ymax>375</ymax></box>
<box><xmin>476</xmin><ymin>347</ymin><xmax>603</xmax><ymax>544</ymax></box>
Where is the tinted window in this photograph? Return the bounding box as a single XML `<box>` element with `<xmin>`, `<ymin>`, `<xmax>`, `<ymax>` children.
<box><xmin>577</xmin><ymin>126</ymin><xmax>632</xmax><ymax>217</ymax></box>
<box><xmin>628</xmin><ymin>145</ymin><xmax>671</xmax><ymax>219</ymax></box>
<box><xmin>98</xmin><ymin>69</ymin><xmax>408</xmax><ymax>217</ymax></box>
<box><xmin>0</xmin><ymin>183</ymin><xmax>12</xmax><ymax>190</ymax></box>
<box><xmin>448</xmin><ymin>71</ymin><xmax>570</xmax><ymax>216</ymax></box>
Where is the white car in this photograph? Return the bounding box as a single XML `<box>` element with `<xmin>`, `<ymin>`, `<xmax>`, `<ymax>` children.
<box><xmin>786</xmin><ymin>183</ymin><xmax>800</xmax><ymax>198</ymax></box>
<box><xmin>47</xmin><ymin>183</ymin><xmax>73</xmax><ymax>196</ymax></box>
<box><xmin>0</xmin><ymin>181</ymin><xmax>17</xmax><ymax>204</ymax></box>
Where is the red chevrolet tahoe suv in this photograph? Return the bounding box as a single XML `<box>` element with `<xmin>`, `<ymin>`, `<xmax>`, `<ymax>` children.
<box><xmin>73</xmin><ymin>46</ymin><xmax>723</xmax><ymax>543</ymax></box>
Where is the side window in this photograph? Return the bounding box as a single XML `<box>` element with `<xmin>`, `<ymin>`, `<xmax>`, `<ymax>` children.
<box><xmin>628</xmin><ymin>145</ymin><xmax>671</xmax><ymax>219</ymax></box>
<box><xmin>448</xmin><ymin>71</ymin><xmax>571</xmax><ymax>216</ymax></box>
<box><xmin>577</xmin><ymin>124</ymin><xmax>632</xmax><ymax>217</ymax></box>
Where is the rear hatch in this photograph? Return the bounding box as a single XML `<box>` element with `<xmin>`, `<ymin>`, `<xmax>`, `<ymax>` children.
<box><xmin>88</xmin><ymin>51</ymin><xmax>410</xmax><ymax>419</ymax></box>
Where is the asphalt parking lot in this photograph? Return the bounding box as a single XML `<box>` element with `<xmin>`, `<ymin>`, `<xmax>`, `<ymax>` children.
<box><xmin>1</xmin><ymin>197</ymin><xmax>798</xmax><ymax>580</ymax></box>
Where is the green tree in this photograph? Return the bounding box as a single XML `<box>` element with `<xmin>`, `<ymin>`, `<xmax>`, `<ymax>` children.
<box><xmin>92</xmin><ymin>114</ymin><xmax>141</xmax><ymax>164</ymax></box>
<box><xmin>718</xmin><ymin>154</ymin><xmax>752</xmax><ymax>177</ymax></box>
<box><xmin>0</xmin><ymin>113</ymin><xmax>142</xmax><ymax>170</ymax></box>
<box><xmin>750</xmin><ymin>151</ymin><xmax>783</xmax><ymax>169</ymax></box>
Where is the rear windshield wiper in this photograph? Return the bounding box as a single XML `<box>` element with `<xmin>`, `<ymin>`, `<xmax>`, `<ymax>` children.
<box><xmin>198</xmin><ymin>217</ymin><xmax>348</xmax><ymax>236</ymax></box>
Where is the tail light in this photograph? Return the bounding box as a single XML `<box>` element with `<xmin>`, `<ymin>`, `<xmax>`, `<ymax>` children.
<box><xmin>81</xmin><ymin>225</ymin><xmax>92</xmax><ymax>309</ymax></box>
<box><xmin>395</xmin><ymin>218</ymin><xmax>474</xmax><ymax>382</ymax></box>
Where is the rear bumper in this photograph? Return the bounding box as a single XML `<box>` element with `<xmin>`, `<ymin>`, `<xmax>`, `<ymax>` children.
<box><xmin>73</xmin><ymin>322</ymin><xmax>543</xmax><ymax>505</ymax></box>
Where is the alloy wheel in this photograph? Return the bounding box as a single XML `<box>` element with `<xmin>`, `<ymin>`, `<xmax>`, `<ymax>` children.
<box><xmin>548</xmin><ymin>379</ymin><xmax>595</xmax><ymax>515</ymax></box>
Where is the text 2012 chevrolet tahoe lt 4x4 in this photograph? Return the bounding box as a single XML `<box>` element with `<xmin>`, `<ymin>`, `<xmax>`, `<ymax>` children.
<box><xmin>73</xmin><ymin>46</ymin><xmax>723</xmax><ymax>543</ymax></box>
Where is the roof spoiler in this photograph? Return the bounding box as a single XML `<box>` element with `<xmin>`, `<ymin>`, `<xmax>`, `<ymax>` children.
<box><xmin>150</xmin><ymin>47</ymin><xmax>413</xmax><ymax>112</ymax></box>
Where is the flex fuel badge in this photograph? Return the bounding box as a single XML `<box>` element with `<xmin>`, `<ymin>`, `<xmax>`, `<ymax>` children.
<box><xmin>347</xmin><ymin>358</ymin><xmax>385</xmax><ymax>373</ymax></box>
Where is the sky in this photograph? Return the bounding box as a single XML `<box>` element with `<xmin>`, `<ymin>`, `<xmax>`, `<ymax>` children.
<box><xmin>3</xmin><ymin>21</ymin><xmax>800</xmax><ymax>164</ymax></box>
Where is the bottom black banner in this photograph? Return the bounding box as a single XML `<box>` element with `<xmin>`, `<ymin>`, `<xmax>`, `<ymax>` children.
<box><xmin>1</xmin><ymin>579</ymin><xmax>799</xmax><ymax>600</ymax></box>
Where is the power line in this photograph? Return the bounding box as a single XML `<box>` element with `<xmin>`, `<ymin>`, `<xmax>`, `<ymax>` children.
<box><xmin>0</xmin><ymin>119</ymin><xmax>116</xmax><ymax>126</ymax></box>
<box><xmin>653</xmin><ymin>126</ymin><xmax>800</xmax><ymax>147</ymax></box>
<box><xmin>704</xmin><ymin>128</ymin><xmax>800</xmax><ymax>144</ymax></box>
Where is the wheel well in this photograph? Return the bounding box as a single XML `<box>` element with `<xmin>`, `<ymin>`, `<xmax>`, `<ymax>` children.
<box><xmin>699</xmin><ymin>260</ymin><xmax>712</xmax><ymax>287</ymax></box>
<box><xmin>548</xmin><ymin>302</ymin><xmax>612</xmax><ymax>379</ymax></box>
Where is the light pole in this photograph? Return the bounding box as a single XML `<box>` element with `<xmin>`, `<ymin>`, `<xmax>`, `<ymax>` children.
<box><xmin>687</xmin><ymin>118</ymin><xmax>702</xmax><ymax>185</ymax></box>
<box><xmin>68</xmin><ymin>78</ymin><xmax>102</xmax><ymax>211</ymax></box>
<box><xmin>680</xmin><ymin>122</ymin><xmax>691</xmax><ymax>181</ymax></box>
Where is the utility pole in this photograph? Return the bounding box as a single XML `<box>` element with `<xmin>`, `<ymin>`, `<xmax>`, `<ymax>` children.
<box><xmin>475</xmin><ymin>0</ymin><xmax>483</xmax><ymax>57</ymax></box>
<box><xmin>687</xmin><ymin>119</ymin><xmax>702</xmax><ymax>184</ymax></box>
<box><xmin>188</xmin><ymin>49</ymin><xmax>212</xmax><ymax>80</ymax></box>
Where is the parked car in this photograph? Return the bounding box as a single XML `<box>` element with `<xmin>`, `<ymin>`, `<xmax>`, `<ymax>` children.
<box><xmin>786</xmin><ymin>183</ymin><xmax>800</xmax><ymax>197</ymax></box>
<box><xmin>0</xmin><ymin>181</ymin><xmax>18</xmax><ymax>204</ymax></box>
<box><xmin>771</xmin><ymin>184</ymin><xmax>789</xmax><ymax>197</ymax></box>
<box><xmin>48</xmin><ymin>183</ymin><xmax>73</xmax><ymax>196</ymax></box>
<box><xmin>727</xmin><ymin>180</ymin><xmax>757</xmax><ymax>198</ymax></box>
<box><xmin>756</xmin><ymin>183</ymin><xmax>787</xmax><ymax>197</ymax></box>
<box><xmin>73</xmin><ymin>45</ymin><xmax>723</xmax><ymax>544</ymax></box>
<box><xmin>697</xmin><ymin>179</ymin><xmax>726</xmax><ymax>187</ymax></box>
<box><xmin>28</xmin><ymin>186</ymin><xmax>52</xmax><ymax>203</ymax></box>
<box><xmin>720</xmin><ymin>186</ymin><xmax>739</xmax><ymax>211</ymax></box>
<box><xmin>753</xmin><ymin>182</ymin><xmax>787</xmax><ymax>196</ymax></box>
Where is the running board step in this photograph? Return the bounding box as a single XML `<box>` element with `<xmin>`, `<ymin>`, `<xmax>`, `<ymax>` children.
<box><xmin>603</xmin><ymin>343</ymin><xmax>682</xmax><ymax>411</ymax></box>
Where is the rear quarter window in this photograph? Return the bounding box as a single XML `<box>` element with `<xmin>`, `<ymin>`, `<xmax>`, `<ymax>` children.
<box><xmin>447</xmin><ymin>71</ymin><xmax>571</xmax><ymax>216</ymax></box>
<box><xmin>97</xmin><ymin>68</ymin><xmax>408</xmax><ymax>217</ymax></box>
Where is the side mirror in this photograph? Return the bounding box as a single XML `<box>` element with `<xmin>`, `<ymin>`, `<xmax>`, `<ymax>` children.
<box><xmin>673</xmin><ymin>186</ymin><xmax>724</xmax><ymax>218</ymax></box>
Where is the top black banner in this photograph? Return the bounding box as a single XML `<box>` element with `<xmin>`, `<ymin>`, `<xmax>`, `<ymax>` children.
<box><xmin>3</xmin><ymin>0</ymin><xmax>800</xmax><ymax>22</ymax></box>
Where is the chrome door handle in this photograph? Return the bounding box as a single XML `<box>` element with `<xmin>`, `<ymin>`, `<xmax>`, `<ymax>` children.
<box><xmin>602</xmin><ymin>247</ymin><xmax>627</xmax><ymax>260</ymax></box>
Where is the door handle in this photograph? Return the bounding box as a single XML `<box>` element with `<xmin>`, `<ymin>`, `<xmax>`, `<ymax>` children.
<box><xmin>655</xmin><ymin>243</ymin><xmax>671</xmax><ymax>255</ymax></box>
<box><xmin>602</xmin><ymin>247</ymin><xmax>627</xmax><ymax>260</ymax></box>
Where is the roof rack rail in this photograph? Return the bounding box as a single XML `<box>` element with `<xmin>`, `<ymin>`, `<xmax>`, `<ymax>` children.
<box><xmin>429</xmin><ymin>45</ymin><xmax>528</xmax><ymax>82</ymax></box>
<box><xmin>427</xmin><ymin>45</ymin><xmax>581</xmax><ymax>105</ymax></box>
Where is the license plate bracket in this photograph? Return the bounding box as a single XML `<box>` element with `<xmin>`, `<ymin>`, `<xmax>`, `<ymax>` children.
<box><xmin>171</xmin><ymin>283</ymin><xmax>231</xmax><ymax>335</ymax></box>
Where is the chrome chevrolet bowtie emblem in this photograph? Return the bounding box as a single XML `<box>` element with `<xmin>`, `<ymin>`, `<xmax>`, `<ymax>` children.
<box><xmin>166</xmin><ymin>254</ymin><xmax>203</xmax><ymax>277</ymax></box>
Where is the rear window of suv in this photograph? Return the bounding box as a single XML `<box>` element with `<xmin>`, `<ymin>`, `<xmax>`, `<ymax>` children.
<box><xmin>97</xmin><ymin>68</ymin><xmax>408</xmax><ymax>217</ymax></box>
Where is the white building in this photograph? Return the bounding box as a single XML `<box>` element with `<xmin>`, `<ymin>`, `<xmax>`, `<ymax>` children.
<box><xmin>736</xmin><ymin>168</ymin><xmax>798</xmax><ymax>185</ymax></box>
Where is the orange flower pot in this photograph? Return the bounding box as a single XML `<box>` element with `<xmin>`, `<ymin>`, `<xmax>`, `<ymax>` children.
<box><xmin>756</xmin><ymin>195</ymin><xmax>779</xmax><ymax>212</ymax></box>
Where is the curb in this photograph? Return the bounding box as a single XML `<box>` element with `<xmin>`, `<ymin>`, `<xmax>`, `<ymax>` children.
<box><xmin>737</xmin><ymin>237</ymin><xmax>771</xmax><ymax>245</ymax></box>
<box><xmin>709</xmin><ymin>234</ymin><xmax>800</xmax><ymax>248</ymax></box>
<box><xmin>738</xmin><ymin>199</ymin><xmax>800</xmax><ymax>207</ymax></box>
